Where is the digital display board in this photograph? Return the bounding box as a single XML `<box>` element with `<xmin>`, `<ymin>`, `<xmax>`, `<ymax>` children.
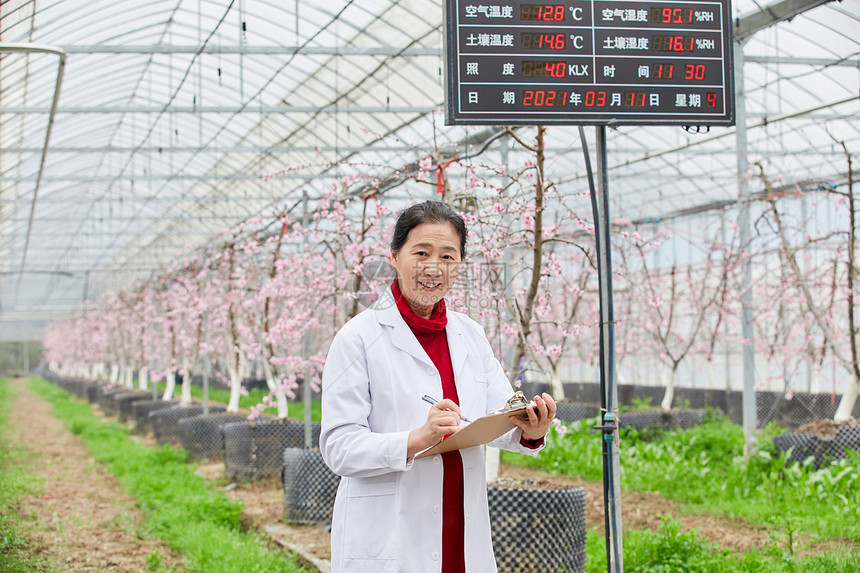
<box><xmin>444</xmin><ymin>0</ymin><xmax>735</xmax><ymax>125</ymax></box>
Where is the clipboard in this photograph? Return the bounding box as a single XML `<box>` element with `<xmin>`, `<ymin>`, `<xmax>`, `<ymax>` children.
<box><xmin>415</xmin><ymin>393</ymin><xmax>535</xmax><ymax>459</ymax></box>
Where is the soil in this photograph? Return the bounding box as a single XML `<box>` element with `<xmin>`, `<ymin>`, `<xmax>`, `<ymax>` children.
<box><xmin>6</xmin><ymin>378</ymin><xmax>855</xmax><ymax>572</ymax></box>
<box><xmin>6</xmin><ymin>379</ymin><xmax>186</xmax><ymax>572</ymax></box>
<box><xmin>796</xmin><ymin>418</ymin><xmax>860</xmax><ymax>436</ymax></box>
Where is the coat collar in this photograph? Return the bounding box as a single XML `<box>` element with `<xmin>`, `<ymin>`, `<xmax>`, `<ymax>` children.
<box><xmin>373</xmin><ymin>288</ymin><xmax>433</xmax><ymax>368</ymax></box>
<box><xmin>371</xmin><ymin>286</ymin><xmax>468</xmax><ymax>377</ymax></box>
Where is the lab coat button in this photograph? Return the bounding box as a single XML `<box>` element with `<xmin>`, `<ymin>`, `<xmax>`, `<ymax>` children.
<box><xmin>426</xmin><ymin>366</ymin><xmax>435</xmax><ymax>376</ymax></box>
<box><xmin>432</xmin><ymin>551</ymin><xmax>440</xmax><ymax>561</ymax></box>
<box><xmin>433</xmin><ymin>455</ymin><xmax>441</xmax><ymax>464</ymax></box>
<box><xmin>433</xmin><ymin>504</ymin><xmax>440</xmax><ymax>514</ymax></box>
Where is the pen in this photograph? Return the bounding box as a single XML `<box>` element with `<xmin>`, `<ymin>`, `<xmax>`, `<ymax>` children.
<box><xmin>421</xmin><ymin>394</ymin><xmax>472</xmax><ymax>423</ymax></box>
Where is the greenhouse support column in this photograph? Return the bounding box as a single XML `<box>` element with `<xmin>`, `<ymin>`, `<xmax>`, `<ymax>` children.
<box><xmin>595</xmin><ymin>126</ymin><xmax>623</xmax><ymax>573</ymax></box>
<box><xmin>203</xmin><ymin>353</ymin><xmax>211</xmax><ymax>416</ymax></box>
<box><xmin>303</xmin><ymin>191</ymin><xmax>313</xmax><ymax>449</ymax></box>
<box><xmin>202</xmin><ymin>295</ymin><xmax>211</xmax><ymax>415</ymax></box>
<box><xmin>304</xmin><ymin>330</ymin><xmax>313</xmax><ymax>448</ymax></box>
<box><xmin>735</xmin><ymin>41</ymin><xmax>757</xmax><ymax>456</ymax></box>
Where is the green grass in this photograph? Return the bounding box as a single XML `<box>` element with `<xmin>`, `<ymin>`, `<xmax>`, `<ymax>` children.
<box><xmin>0</xmin><ymin>378</ymin><xmax>62</xmax><ymax>573</ymax></box>
<box><xmin>583</xmin><ymin>516</ymin><xmax>860</xmax><ymax>573</ymax></box>
<box><xmin>30</xmin><ymin>378</ymin><xmax>313</xmax><ymax>573</ymax></box>
<box><xmin>149</xmin><ymin>381</ymin><xmax>322</xmax><ymax>422</ymax></box>
<box><xmin>504</xmin><ymin>411</ymin><xmax>860</xmax><ymax>571</ymax></box>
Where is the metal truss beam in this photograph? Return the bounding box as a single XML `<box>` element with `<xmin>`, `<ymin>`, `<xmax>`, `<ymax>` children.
<box><xmin>0</xmin><ymin>145</ymin><xmax>420</xmax><ymax>154</ymax></box>
<box><xmin>0</xmin><ymin>105</ymin><xmax>436</xmax><ymax>114</ymax></box>
<box><xmin>1</xmin><ymin>196</ymin><xmax>304</xmax><ymax>204</ymax></box>
<box><xmin>61</xmin><ymin>45</ymin><xmax>440</xmax><ymax>56</ymax></box>
<box><xmin>745</xmin><ymin>55</ymin><xmax>860</xmax><ymax>68</ymax></box>
<box><xmin>57</xmin><ymin>46</ymin><xmax>858</xmax><ymax>68</ymax></box>
<box><xmin>5</xmin><ymin>215</ymin><xmax>247</xmax><ymax>224</ymax></box>
<box><xmin>557</xmin><ymin>94</ymin><xmax>859</xmax><ymax>185</ymax></box>
<box><xmin>3</xmin><ymin>136</ymin><xmax>856</xmax><ymax>155</ymax></box>
<box><xmin>0</xmin><ymin>174</ymin><xmax>315</xmax><ymax>182</ymax></box>
<box><xmin>0</xmin><ymin>145</ymin><xmax>420</xmax><ymax>153</ymax></box>
<box><xmin>0</xmin><ymin>42</ymin><xmax>67</xmax><ymax>310</ymax></box>
<box><xmin>735</xmin><ymin>0</ymin><xmax>835</xmax><ymax>41</ymax></box>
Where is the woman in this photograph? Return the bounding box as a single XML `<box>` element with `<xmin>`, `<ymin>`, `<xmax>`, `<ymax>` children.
<box><xmin>320</xmin><ymin>200</ymin><xmax>556</xmax><ymax>573</ymax></box>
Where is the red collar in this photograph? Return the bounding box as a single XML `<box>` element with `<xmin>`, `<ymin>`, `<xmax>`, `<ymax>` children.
<box><xmin>391</xmin><ymin>280</ymin><xmax>447</xmax><ymax>334</ymax></box>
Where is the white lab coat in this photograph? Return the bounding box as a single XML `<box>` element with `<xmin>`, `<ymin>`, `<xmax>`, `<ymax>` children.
<box><xmin>320</xmin><ymin>291</ymin><xmax>543</xmax><ymax>573</ymax></box>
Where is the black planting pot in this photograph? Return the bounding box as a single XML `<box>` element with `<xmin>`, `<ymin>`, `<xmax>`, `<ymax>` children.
<box><xmin>64</xmin><ymin>379</ymin><xmax>85</xmax><ymax>397</ymax></box>
<box><xmin>79</xmin><ymin>382</ymin><xmax>98</xmax><ymax>400</ymax></box>
<box><xmin>149</xmin><ymin>405</ymin><xmax>225</xmax><ymax>445</ymax></box>
<box><xmin>555</xmin><ymin>402</ymin><xmax>601</xmax><ymax>424</ymax></box>
<box><xmin>98</xmin><ymin>386</ymin><xmax>130</xmax><ymax>416</ymax></box>
<box><xmin>774</xmin><ymin>425</ymin><xmax>860</xmax><ymax>470</ymax></box>
<box><xmin>223</xmin><ymin>420</ymin><xmax>321</xmax><ymax>482</ymax></box>
<box><xmin>178</xmin><ymin>413</ymin><xmax>262</xmax><ymax>461</ymax></box>
<box><xmin>774</xmin><ymin>432</ymin><xmax>820</xmax><ymax>468</ymax></box>
<box><xmin>620</xmin><ymin>409</ymin><xmax>706</xmax><ymax>438</ymax></box>
<box><xmin>489</xmin><ymin>483</ymin><xmax>587</xmax><ymax>573</ymax></box>
<box><xmin>86</xmin><ymin>383</ymin><xmax>103</xmax><ymax>403</ymax></box>
<box><xmin>132</xmin><ymin>400</ymin><xmax>178</xmax><ymax>434</ymax></box>
<box><xmin>282</xmin><ymin>447</ymin><xmax>340</xmax><ymax>525</ymax></box>
<box><xmin>55</xmin><ymin>377</ymin><xmax>73</xmax><ymax>393</ymax></box>
<box><xmin>115</xmin><ymin>391</ymin><xmax>154</xmax><ymax>423</ymax></box>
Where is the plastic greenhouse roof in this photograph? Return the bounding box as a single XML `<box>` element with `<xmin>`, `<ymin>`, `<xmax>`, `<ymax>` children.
<box><xmin>0</xmin><ymin>0</ymin><xmax>858</xmax><ymax>340</ymax></box>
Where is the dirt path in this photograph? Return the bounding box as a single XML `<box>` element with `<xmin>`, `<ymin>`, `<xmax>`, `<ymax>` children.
<box><xmin>6</xmin><ymin>379</ymin><xmax>186</xmax><ymax>572</ymax></box>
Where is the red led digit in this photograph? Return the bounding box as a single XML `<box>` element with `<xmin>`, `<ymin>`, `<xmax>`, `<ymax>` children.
<box><xmin>685</xmin><ymin>64</ymin><xmax>706</xmax><ymax>80</ymax></box>
<box><xmin>585</xmin><ymin>91</ymin><xmax>606</xmax><ymax>106</ymax></box>
<box><xmin>654</xmin><ymin>63</ymin><xmax>674</xmax><ymax>79</ymax></box>
<box><xmin>706</xmin><ymin>93</ymin><xmax>718</xmax><ymax>108</ymax></box>
<box><xmin>545</xmin><ymin>62</ymin><xmax>564</xmax><ymax>78</ymax></box>
<box><xmin>521</xmin><ymin>5</ymin><xmax>565</xmax><ymax>22</ymax></box>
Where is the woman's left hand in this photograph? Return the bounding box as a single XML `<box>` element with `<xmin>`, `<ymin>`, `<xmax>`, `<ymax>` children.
<box><xmin>509</xmin><ymin>392</ymin><xmax>557</xmax><ymax>442</ymax></box>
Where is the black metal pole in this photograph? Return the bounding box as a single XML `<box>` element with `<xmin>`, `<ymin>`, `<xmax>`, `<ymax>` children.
<box><xmin>581</xmin><ymin>125</ymin><xmax>623</xmax><ymax>573</ymax></box>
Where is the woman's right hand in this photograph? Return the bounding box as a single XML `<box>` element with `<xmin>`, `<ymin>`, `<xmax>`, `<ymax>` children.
<box><xmin>406</xmin><ymin>399</ymin><xmax>463</xmax><ymax>459</ymax></box>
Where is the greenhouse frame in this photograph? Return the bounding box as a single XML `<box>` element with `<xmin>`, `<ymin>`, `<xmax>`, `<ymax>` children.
<box><xmin>1</xmin><ymin>1</ymin><xmax>859</xmax><ymax>572</ymax></box>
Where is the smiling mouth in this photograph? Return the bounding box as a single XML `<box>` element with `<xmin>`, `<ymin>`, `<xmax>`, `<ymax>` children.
<box><xmin>418</xmin><ymin>280</ymin><xmax>442</xmax><ymax>289</ymax></box>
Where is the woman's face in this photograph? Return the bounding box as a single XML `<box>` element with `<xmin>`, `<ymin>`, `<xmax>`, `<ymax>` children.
<box><xmin>390</xmin><ymin>222</ymin><xmax>462</xmax><ymax>318</ymax></box>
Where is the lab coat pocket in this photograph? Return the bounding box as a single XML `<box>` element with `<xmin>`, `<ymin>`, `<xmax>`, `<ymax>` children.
<box><xmin>343</xmin><ymin>475</ymin><xmax>397</xmax><ymax>560</ymax></box>
<box><xmin>474</xmin><ymin>375</ymin><xmax>489</xmax><ymax>412</ymax></box>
